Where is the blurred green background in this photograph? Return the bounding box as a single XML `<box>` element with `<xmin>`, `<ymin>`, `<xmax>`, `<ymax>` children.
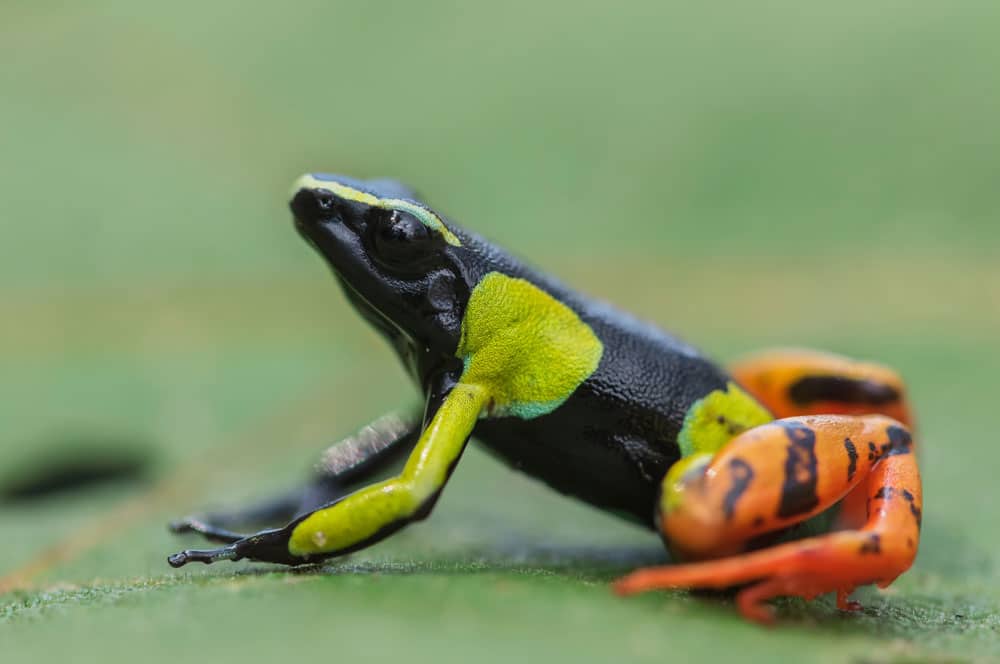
<box><xmin>1</xmin><ymin>1</ymin><xmax>998</xmax><ymax>662</ymax></box>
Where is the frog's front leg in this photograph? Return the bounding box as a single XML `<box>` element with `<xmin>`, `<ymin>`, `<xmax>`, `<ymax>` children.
<box><xmin>614</xmin><ymin>415</ymin><xmax>921</xmax><ymax>623</ymax></box>
<box><xmin>168</xmin><ymin>373</ymin><xmax>487</xmax><ymax>567</ymax></box>
<box><xmin>169</xmin><ymin>412</ymin><xmax>420</xmax><ymax>545</ymax></box>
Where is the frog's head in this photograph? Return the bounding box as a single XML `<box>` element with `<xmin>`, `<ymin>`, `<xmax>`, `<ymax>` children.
<box><xmin>289</xmin><ymin>174</ymin><xmax>470</xmax><ymax>384</ymax></box>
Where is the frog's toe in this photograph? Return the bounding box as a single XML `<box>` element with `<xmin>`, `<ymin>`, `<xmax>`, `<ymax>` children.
<box><xmin>167</xmin><ymin>545</ymin><xmax>240</xmax><ymax>568</ymax></box>
<box><xmin>168</xmin><ymin>516</ymin><xmax>245</xmax><ymax>544</ymax></box>
<box><xmin>836</xmin><ymin>589</ymin><xmax>863</xmax><ymax>612</ymax></box>
<box><xmin>614</xmin><ymin>526</ymin><xmax>914</xmax><ymax>624</ymax></box>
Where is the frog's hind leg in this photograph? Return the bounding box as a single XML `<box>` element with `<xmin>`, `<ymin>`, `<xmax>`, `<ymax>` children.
<box><xmin>729</xmin><ymin>348</ymin><xmax>912</xmax><ymax>426</ymax></box>
<box><xmin>169</xmin><ymin>412</ymin><xmax>418</xmax><ymax>545</ymax></box>
<box><xmin>729</xmin><ymin>347</ymin><xmax>914</xmax><ymax>529</ymax></box>
<box><xmin>614</xmin><ymin>415</ymin><xmax>921</xmax><ymax>624</ymax></box>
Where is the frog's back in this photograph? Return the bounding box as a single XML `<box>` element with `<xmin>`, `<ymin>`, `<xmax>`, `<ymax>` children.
<box><xmin>579</xmin><ymin>296</ymin><xmax>732</xmax><ymax>432</ymax></box>
<box><xmin>459</xmin><ymin>230</ymin><xmax>732</xmax><ymax>524</ymax></box>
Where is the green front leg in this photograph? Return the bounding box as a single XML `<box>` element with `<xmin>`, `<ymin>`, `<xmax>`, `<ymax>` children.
<box><xmin>289</xmin><ymin>382</ymin><xmax>487</xmax><ymax>556</ymax></box>
<box><xmin>168</xmin><ymin>411</ymin><xmax>420</xmax><ymax>546</ymax></box>
<box><xmin>167</xmin><ymin>377</ymin><xmax>487</xmax><ymax>567</ymax></box>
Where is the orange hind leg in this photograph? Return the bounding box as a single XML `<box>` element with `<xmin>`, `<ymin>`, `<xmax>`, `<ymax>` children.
<box><xmin>729</xmin><ymin>347</ymin><xmax>913</xmax><ymax>427</ymax></box>
<box><xmin>614</xmin><ymin>349</ymin><xmax>921</xmax><ymax>624</ymax></box>
<box><xmin>615</xmin><ymin>415</ymin><xmax>921</xmax><ymax>623</ymax></box>
<box><xmin>731</xmin><ymin>347</ymin><xmax>915</xmax><ymax>532</ymax></box>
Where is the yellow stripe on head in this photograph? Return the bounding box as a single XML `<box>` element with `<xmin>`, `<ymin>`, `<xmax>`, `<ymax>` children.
<box><xmin>291</xmin><ymin>174</ymin><xmax>461</xmax><ymax>247</ymax></box>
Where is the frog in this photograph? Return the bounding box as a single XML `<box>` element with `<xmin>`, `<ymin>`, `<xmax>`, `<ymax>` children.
<box><xmin>167</xmin><ymin>173</ymin><xmax>922</xmax><ymax>623</ymax></box>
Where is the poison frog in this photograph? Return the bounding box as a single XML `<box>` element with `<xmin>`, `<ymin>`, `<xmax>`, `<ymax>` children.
<box><xmin>168</xmin><ymin>174</ymin><xmax>922</xmax><ymax>623</ymax></box>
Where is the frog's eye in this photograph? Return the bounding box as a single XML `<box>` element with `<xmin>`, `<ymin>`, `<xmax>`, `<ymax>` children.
<box><xmin>371</xmin><ymin>209</ymin><xmax>438</xmax><ymax>268</ymax></box>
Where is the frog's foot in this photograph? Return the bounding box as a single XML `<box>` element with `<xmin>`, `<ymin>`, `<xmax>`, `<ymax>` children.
<box><xmin>166</xmin><ymin>483</ymin><xmax>353</xmax><ymax>564</ymax></box>
<box><xmin>168</xmin><ymin>476</ymin><xmax>362</xmax><ymax>546</ymax></box>
<box><xmin>168</xmin><ymin>517</ymin><xmax>247</xmax><ymax>544</ymax></box>
<box><xmin>167</xmin><ymin>545</ymin><xmax>240</xmax><ymax>567</ymax></box>
<box><xmin>615</xmin><ymin>414</ymin><xmax>921</xmax><ymax>624</ymax></box>
<box><xmin>168</xmin><ymin>526</ymin><xmax>306</xmax><ymax>568</ymax></box>
<box><xmin>167</xmin><ymin>489</ymin><xmax>304</xmax><ymax>545</ymax></box>
<box><xmin>615</xmin><ymin>529</ymin><xmax>907</xmax><ymax>624</ymax></box>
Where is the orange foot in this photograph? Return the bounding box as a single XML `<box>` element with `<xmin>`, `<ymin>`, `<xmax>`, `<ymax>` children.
<box><xmin>613</xmin><ymin>528</ymin><xmax>911</xmax><ymax>625</ymax></box>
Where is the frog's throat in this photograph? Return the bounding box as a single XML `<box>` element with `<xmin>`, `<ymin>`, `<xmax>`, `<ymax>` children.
<box><xmin>336</xmin><ymin>274</ymin><xmax>422</xmax><ymax>382</ymax></box>
<box><xmin>456</xmin><ymin>272</ymin><xmax>603</xmax><ymax>419</ymax></box>
<box><xmin>292</xmin><ymin>174</ymin><xmax>461</xmax><ymax>247</ymax></box>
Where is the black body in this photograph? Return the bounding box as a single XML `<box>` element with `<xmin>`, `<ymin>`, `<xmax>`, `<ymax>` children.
<box><xmin>452</xmin><ymin>228</ymin><xmax>732</xmax><ymax>526</ymax></box>
<box><xmin>291</xmin><ymin>176</ymin><xmax>732</xmax><ymax>528</ymax></box>
<box><xmin>166</xmin><ymin>176</ymin><xmax>739</xmax><ymax>569</ymax></box>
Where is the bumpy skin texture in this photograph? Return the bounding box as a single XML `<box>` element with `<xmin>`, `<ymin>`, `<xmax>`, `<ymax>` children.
<box><xmin>167</xmin><ymin>175</ymin><xmax>920</xmax><ymax>624</ymax></box>
<box><xmin>327</xmin><ymin>177</ymin><xmax>733</xmax><ymax>524</ymax></box>
<box><xmin>311</xmin><ymin>178</ymin><xmax>734</xmax><ymax>526</ymax></box>
<box><xmin>452</xmin><ymin>226</ymin><xmax>731</xmax><ymax>524</ymax></box>
<box><xmin>615</xmin><ymin>352</ymin><xmax>921</xmax><ymax>623</ymax></box>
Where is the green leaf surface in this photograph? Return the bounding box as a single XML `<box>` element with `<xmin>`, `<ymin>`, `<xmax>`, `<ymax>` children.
<box><xmin>2</xmin><ymin>1</ymin><xmax>998</xmax><ymax>662</ymax></box>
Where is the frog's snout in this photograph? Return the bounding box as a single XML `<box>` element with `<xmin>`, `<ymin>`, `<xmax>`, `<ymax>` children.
<box><xmin>289</xmin><ymin>184</ymin><xmax>337</xmax><ymax>226</ymax></box>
